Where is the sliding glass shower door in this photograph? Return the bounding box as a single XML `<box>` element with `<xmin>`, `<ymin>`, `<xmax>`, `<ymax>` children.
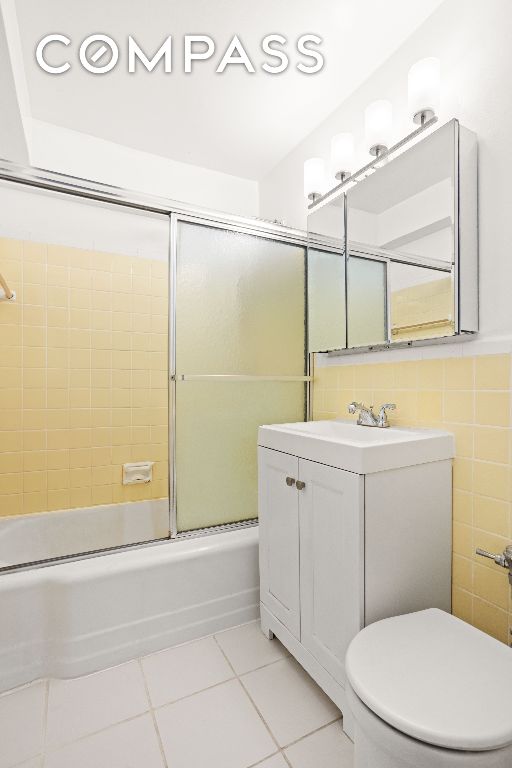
<box><xmin>174</xmin><ymin>219</ymin><xmax>307</xmax><ymax>532</ymax></box>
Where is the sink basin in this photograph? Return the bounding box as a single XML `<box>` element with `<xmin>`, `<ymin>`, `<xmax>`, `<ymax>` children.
<box><xmin>258</xmin><ymin>420</ymin><xmax>454</xmax><ymax>474</ymax></box>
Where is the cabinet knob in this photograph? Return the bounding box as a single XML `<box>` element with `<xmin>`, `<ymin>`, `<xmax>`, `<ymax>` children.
<box><xmin>286</xmin><ymin>477</ymin><xmax>296</xmax><ymax>487</ymax></box>
<box><xmin>296</xmin><ymin>480</ymin><xmax>306</xmax><ymax>491</ymax></box>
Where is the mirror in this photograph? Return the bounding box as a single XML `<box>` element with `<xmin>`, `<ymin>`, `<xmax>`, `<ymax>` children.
<box><xmin>307</xmin><ymin>119</ymin><xmax>477</xmax><ymax>354</ymax></box>
<box><xmin>389</xmin><ymin>263</ymin><xmax>454</xmax><ymax>342</ymax></box>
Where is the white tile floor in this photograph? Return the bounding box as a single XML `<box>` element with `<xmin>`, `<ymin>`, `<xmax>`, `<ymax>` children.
<box><xmin>0</xmin><ymin>620</ymin><xmax>354</xmax><ymax>768</ymax></box>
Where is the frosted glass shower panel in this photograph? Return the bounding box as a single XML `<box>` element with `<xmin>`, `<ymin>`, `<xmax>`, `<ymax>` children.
<box><xmin>176</xmin><ymin>223</ymin><xmax>306</xmax><ymax>375</ymax></box>
<box><xmin>175</xmin><ymin>220</ymin><xmax>306</xmax><ymax>532</ymax></box>
<box><xmin>175</xmin><ymin>380</ymin><xmax>305</xmax><ymax>531</ymax></box>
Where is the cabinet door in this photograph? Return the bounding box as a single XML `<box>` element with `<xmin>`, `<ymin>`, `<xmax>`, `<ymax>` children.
<box><xmin>299</xmin><ymin>459</ymin><xmax>363</xmax><ymax>682</ymax></box>
<box><xmin>258</xmin><ymin>447</ymin><xmax>300</xmax><ymax>638</ymax></box>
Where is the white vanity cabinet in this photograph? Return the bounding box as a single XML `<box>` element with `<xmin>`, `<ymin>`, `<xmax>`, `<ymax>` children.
<box><xmin>258</xmin><ymin>420</ymin><xmax>454</xmax><ymax>721</ymax></box>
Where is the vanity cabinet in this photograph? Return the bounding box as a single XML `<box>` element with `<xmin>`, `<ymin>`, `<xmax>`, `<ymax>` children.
<box><xmin>259</xmin><ymin>452</ymin><xmax>362</xmax><ymax>681</ymax></box>
<box><xmin>258</xmin><ymin>421</ymin><xmax>454</xmax><ymax>724</ymax></box>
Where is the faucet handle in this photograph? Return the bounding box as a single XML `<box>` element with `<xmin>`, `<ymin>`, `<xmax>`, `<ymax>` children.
<box><xmin>348</xmin><ymin>401</ymin><xmax>362</xmax><ymax>415</ymax></box>
<box><xmin>378</xmin><ymin>403</ymin><xmax>396</xmax><ymax>428</ymax></box>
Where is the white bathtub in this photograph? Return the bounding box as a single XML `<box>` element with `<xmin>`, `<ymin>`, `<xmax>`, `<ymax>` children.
<box><xmin>0</xmin><ymin>526</ymin><xmax>259</xmax><ymax>692</ymax></box>
<box><xmin>0</xmin><ymin>499</ymin><xmax>170</xmax><ymax>569</ymax></box>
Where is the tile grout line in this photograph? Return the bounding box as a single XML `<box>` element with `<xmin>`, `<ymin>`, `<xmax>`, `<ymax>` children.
<box><xmin>212</xmin><ymin>632</ymin><xmax>344</xmax><ymax>765</ymax></box>
<box><xmin>7</xmin><ymin>678</ymin><xmax>49</xmax><ymax>768</ymax></box>
<box><xmin>7</xmin><ymin>622</ymin><xmax>344</xmax><ymax>768</ymax></box>
<box><xmin>212</xmin><ymin>633</ymin><xmax>290</xmax><ymax>766</ymax></box>
<box><xmin>26</xmin><ymin>649</ymin><xmax>289</xmax><ymax>760</ymax></box>
<box><xmin>137</xmin><ymin>657</ymin><xmax>169</xmax><ymax>768</ymax></box>
<box><xmin>279</xmin><ymin>716</ymin><xmax>343</xmax><ymax>752</ymax></box>
<box><xmin>42</xmin><ymin>711</ymin><xmax>151</xmax><ymax>757</ymax></box>
<box><xmin>41</xmin><ymin>678</ymin><xmax>50</xmax><ymax>758</ymax></box>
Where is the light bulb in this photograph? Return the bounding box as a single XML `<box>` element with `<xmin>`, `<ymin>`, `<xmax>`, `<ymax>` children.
<box><xmin>365</xmin><ymin>100</ymin><xmax>393</xmax><ymax>157</ymax></box>
<box><xmin>408</xmin><ymin>57</ymin><xmax>440</xmax><ymax>125</ymax></box>
<box><xmin>330</xmin><ymin>133</ymin><xmax>355</xmax><ymax>182</ymax></box>
<box><xmin>303</xmin><ymin>157</ymin><xmax>325</xmax><ymax>202</ymax></box>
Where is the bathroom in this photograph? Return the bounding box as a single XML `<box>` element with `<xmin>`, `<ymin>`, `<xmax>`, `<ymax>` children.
<box><xmin>0</xmin><ymin>0</ymin><xmax>511</xmax><ymax>766</ymax></box>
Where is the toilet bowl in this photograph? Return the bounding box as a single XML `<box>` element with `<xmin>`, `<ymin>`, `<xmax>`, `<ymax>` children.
<box><xmin>345</xmin><ymin>609</ymin><xmax>512</xmax><ymax>768</ymax></box>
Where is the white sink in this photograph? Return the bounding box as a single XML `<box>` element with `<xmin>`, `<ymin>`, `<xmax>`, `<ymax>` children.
<box><xmin>258</xmin><ymin>419</ymin><xmax>454</xmax><ymax>474</ymax></box>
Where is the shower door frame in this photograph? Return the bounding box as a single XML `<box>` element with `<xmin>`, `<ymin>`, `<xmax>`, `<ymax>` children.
<box><xmin>169</xmin><ymin>213</ymin><xmax>310</xmax><ymax>538</ymax></box>
<box><xmin>0</xmin><ymin>158</ymin><xmax>309</xmax><ymax>564</ymax></box>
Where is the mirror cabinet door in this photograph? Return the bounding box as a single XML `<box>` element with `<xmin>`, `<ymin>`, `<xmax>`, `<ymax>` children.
<box><xmin>345</xmin><ymin>120</ymin><xmax>457</xmax><ymax>349</ymax></box>
<box><xmin>306</xmin><ymin>120</ymin><xmax>477</xmax><ymax>355</ymax></box>
<box><xmin>389</xmin><ymin>263</ymin><xmax>454</xmax><ymax>342</ymax></box>
<box><xmin>307</xmin><ymin>196</ymin><xmax>346</xmax><ymax>353</ymax></box>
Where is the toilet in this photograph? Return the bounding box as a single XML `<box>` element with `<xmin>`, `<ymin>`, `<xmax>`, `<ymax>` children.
<box><xmin>345</xmin><ymin>609</ymin><xmax>512</xmax><ymax>767</ymax></box>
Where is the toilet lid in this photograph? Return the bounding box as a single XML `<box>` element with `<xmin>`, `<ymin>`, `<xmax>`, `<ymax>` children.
<box><xmin>346</xmin><ymin>609</ymin><xmax>512</xmax><ymax>751</ymax></box>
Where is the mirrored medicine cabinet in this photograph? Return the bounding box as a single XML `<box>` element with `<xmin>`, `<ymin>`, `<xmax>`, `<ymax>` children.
<box><xmin>307</xmin><ymin>119</ymin><xmax>478</xmax><ymax>354</ymax></box>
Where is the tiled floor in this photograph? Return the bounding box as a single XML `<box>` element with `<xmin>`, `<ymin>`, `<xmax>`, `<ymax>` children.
<box><xmin>0</xmin><ymin>620</ymin><xmax>354</xmax><ymax>768</ymax></box>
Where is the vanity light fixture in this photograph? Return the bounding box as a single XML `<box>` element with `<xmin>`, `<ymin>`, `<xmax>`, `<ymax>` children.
<box><xmin>306</xmin><ymin>55</ymin><xmax>440</xmax><ymax>209</ymax></box>
<box><xmin>365</xmin><ymin>99</ymin><xmax>393</xmax><ymax>157</ymax></box>
<box><xmin>303</xmin><ymin>157</ymin><xmax>325</xmax><ymax>202</ymax></box>
<box><xmin>408</xmin><ymin>57</ymin><xmax>440</xmax><ymax>125</ymax></box>
<box><xmin>330</xmin><ymin>132</ymin><xmax>355</xmax><ymax>182</ymax></box>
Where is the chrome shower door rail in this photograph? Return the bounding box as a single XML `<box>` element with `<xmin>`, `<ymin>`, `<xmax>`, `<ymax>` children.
<box><xmin>172</xmin><ymin>375</ymin><xmax>311</xmax><ymax>382</ymax></box>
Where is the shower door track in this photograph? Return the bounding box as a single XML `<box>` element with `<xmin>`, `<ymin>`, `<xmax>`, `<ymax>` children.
<box><xmin>0</xmin><ymin>519</ymin><xmax>261</xmax><ymax>575</ymax></box>
<box><xmin>0</xmin><ymin>159</ymin><xmax>310</xmax><ymax>565</ymax></box>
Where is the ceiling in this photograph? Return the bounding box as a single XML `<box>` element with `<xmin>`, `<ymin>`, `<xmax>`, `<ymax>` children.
<box><xmin>12</xmin><ymin>0</ymin><xmax>445</xmax><ymax>180</ymax></box>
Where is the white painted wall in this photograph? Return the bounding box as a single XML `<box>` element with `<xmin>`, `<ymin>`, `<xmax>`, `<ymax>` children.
<box><xmin>0</xmin><ymin>181</ymin><xmax>169</xmax><ymax>260</ymax></box>
<box><xmin>29</xmin><ymin>120</ymin><xmax>259</xmax><ymax>218</ymax></box>
<box><xmin>260</xmin><ymin>0</ymin><xmax>512</xmax><ymax>348</ymax></box>
<box><xmin>1</xmin><ymin>0</ymin><xmax>259</xmax><ymax>217</ymax></box>
<box><xmin>0</xmin><ymin>8</ymin><xmax>28</xmax><ymax>163</ymax></box>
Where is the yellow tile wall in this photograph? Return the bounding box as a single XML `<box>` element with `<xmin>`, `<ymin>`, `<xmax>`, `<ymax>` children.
<box><xmin>313</xmin><ymin>353</ymin><xmax>512</xmax><ymax>645</ymax></box>
<box><xmin>0</xmin><ymin>237</ymin><xmax>169</xmax><ymax>517</ymax></box>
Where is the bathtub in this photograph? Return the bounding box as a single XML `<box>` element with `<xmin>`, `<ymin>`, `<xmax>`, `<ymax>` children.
<box><xmin>0</xmin><ymin>499</ymin><xmax>170</xmax><ymax>569</ymax></box>
<box><xmin>0</xmin><ymin>526</ymin><xmax>259</xmax><ymax>692</ymax></box>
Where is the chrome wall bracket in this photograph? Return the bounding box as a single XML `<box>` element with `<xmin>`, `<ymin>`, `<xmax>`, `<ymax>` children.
<box><xmin>476</xmin><ymin>545</ymin><xmax>512</xmax><ymax>586</ymax></box>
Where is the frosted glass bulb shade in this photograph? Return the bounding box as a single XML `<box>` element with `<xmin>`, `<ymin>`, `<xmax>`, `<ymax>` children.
<box><xmin>304</xmin><ymin>157</ymin><xmax>325</xmax><ymax>201</ymax></box>
<box><xmin>408</xmin><ymin>57</ymin><xmax>440</xmax><ymax>124</ymax></box>
<box><xmin>365</xmin><ymin>100</ymin><xmax>393</xmax><ymax>156</ymax></box>
<box><xmin>331</xmin><ymin>133</ymin><xmax>355</xmax><ymax>181</ymax></box>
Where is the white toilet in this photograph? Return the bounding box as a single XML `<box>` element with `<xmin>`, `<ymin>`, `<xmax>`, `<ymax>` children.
<box><xmin>345</xmin><ymin>609</ymin><xmax>512</xmax><ymax>767</ymax></box>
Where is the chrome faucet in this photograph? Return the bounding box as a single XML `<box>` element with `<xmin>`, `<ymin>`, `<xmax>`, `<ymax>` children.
<box><xmin>348</xmin><ymin>401</ymin><xmax>396</xmax><ymax>428</ymax></box>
